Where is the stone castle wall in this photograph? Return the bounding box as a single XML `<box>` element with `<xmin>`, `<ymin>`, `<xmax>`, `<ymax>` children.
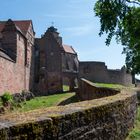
<box><xmin>0</xmin><ymin>89</ymin><xmax>137</xmax><ymax>140</ymax></box>
<box><xmin>34</xmin><ymin>27</ymin><xmax>79</xmax><ymax>95</ymax></box>
<box><xmin>0</xmin><ymin>20</ymin><xmax>35</xmax><ymax>95</ymax></box>
<box><xmin>0</xmin><ymin>33</ymin><xmax>26</xmax><ymax>95</ymax></box>
<box><xmin>79</xmin><ymin>61</ymin><xmax>133</xmax><ymax>86</ymax></box>
<box><xmin>77</xmin><ymin>78</ymin><xmax>120</xmax><ymax>100</ymax></box>
<box><xmin>34</xmin><ymin>29</ymin><xmax>63</xmax><ymax>95</ymax></box>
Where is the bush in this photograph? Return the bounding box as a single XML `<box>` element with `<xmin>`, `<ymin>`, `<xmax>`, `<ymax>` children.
<box><xmin>1</xmin><ymin>92</ymin><xmax>13</xmax><ymax>106</ymax></box>
<box><xmin>129</xmin><ymin>128</ymin><xmax>140</xmax><ymax>139</ymax></box>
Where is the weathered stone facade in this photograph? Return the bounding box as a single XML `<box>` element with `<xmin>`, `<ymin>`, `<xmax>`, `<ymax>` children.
<box><xmin>0</xmin><ymin>19</ymin><xmax>134</xmax><ymax>96</ymax></box>
<box><xmin>0</xmin><ymin>19</ymin><xmax>35</xmax><ymax>95</ymax></box>
<box><xmin>62</xmin><ymin>44</ymin><xmax>79</xmax><ymax>91</ymax></box>
<box><xmin>77</xmin><ymin>78</ymin><xmax>120</xmax><ymax>100</ymax></box>
<box><xmin>34</xmin><ymin>27</ymin><xmax>79</xmax><ymax>95</ymax></box>
<box><xmin>79</xmin><ymin>61</ymin><xmax>133</xmax><ymax>86</ymax></box>
<box><xmin>0</xmin><ymin>20</ymin><xmax>79</xmax><ymax>95</ymax></box>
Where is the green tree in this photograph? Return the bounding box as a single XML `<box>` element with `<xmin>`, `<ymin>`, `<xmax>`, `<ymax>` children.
<box><xmin>94</xmin><ymin>0</ymin><xmax>140</xmax><ymax>74</ymax></box>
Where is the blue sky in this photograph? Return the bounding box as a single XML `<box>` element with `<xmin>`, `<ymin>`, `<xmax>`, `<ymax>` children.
<box><xmin>0</xmin><ymin>0</ymin><xmax>126</xmax><ymax>69</ymax></box>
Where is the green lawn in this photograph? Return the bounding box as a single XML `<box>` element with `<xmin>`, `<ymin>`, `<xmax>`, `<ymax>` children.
<box><xmin>15</xmin><ymin>92</ymin><xmax>76</xmax><ymax>112</ymax></box>
<box><xmin>95</xmin><ymin>82</ymin><xmax>125</xmax><ymax>89</ymax></box>
<box><xmin>63</xmin><ymin>85</ymin><xmax>70</xmax><ymax>91</ymax></box>
<box><xmin>126</xmin><ymin>106</ymin><xmax>140</xmax><ymax>140</ymax></box>
<box><xmin>16</xmin><ymin>83</ymin><xmax>126</xmax><ymax>113</ymax></box>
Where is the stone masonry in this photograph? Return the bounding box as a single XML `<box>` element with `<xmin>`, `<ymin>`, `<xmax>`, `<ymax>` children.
<box><xmin>0</xmin><ymin>19</ymin><xmax>134</xmax><ymax>96</ymax></box>
<box><xmin>0</xmin><ymin>19</ymin><xmax>35</xmax><ymax>95</ymax></box>
<box><xmin>34</xmin><ymin>26</ymin><xmax>79</xmax><ymax>95</ymax></box>
<box><xmin>79</xmin><ymin>61</ymin><xmax>133</xmax><ymax>86</ymax></box>
<box><xmin>0</xmin><ymin>20</ymin><xmax>79</xmax><ymax>95</ymax></box>
<box><xmin>0</xmin><ymin>89</ymin><xmax>137</xmax><ymax>140</ymax></box>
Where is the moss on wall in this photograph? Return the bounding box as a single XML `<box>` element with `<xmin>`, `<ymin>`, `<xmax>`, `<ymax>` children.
<box><xmin>0</xmin><ymin>90</ymin><xmax>137</xmax><ymax>140</ymax></box>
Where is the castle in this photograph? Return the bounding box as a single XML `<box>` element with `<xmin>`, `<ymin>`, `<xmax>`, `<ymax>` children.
<box><xmin>0</xmin><ymin>19</ymin><xmax>133</xmax><ymax>95</ymax></box>
<box><xmin>0</xmin><ymin>19</ymin><xmax>35</xmax><ymax>95</ymax></box>
<box><xmin>34</xmin><ymin>26</ymin><xmax>79</xmax><ymax>95</ymax></box>
<box><xmin>0</xmin><ymin>19</ymin><xmax>79</xmax><ymax>95</ymax></box>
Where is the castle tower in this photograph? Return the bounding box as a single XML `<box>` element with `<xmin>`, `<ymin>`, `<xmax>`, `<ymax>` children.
<box><xmin>35</xmin><ymin>26</ymin><xmax>63</xmax><ymax>95</ymax></box>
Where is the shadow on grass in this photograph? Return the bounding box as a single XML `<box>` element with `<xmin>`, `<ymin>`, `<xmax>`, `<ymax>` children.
<box><xmin>58</xmin><ymin>95</ymin><xmax>80</xmax><ymax>106</ymax></box>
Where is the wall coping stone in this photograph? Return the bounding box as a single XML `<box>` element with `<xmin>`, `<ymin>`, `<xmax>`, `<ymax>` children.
<box><xmin>0</xmin><ymin>90</ymin><xmax>136</xmax><ymax>126</ymax></box>
<box><xmin>80</xmin><ymin>78</ymin><xmax>120</xmax><ymax>91</ymax></box>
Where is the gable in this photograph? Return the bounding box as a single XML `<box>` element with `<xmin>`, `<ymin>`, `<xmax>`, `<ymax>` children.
<box><xmin>0</xmin><ymin>20</ymin><xmax>33</xmax><ymax>37</ymax></box>
<box><xmin>63</xmin><ymin>44</ymin><xmax>77</xmax><ymax>54</ymax></box>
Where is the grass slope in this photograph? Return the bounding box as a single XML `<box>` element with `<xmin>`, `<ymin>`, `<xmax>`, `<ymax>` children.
<box><xmin>17</xmin><ymin>92</ymin><xmax>76</xmax><ymax>112</ymax></box>
<box><xmin>95</xmin><ymin>83</ymin><xmax>125</xmax><ymax>89</ymax></box>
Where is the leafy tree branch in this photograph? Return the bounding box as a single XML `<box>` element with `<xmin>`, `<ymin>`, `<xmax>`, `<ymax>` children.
<box><xmin>94</xmin><ymin>0</ymin><xmax>140</xmax><ymax>74</ymax></box>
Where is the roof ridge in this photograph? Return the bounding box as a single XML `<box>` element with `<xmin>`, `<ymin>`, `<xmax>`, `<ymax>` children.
<box><xmin>70</xmin><ymin>45</ymin><xmax>76</xmax><ymax>54</ymax></box>
<box><xmin>63</xmin><ymin>44</ymin><xmax>77</xmax><ymax>54</ymax></box>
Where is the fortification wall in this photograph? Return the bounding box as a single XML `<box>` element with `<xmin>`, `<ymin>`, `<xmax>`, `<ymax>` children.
<box><xmin>0</xmin><ymin>89</ymin><xmax>137</xmax><ymax>139</ymax></box>
<box><xmin>79</xmin><ymin>61</ymin><xmax>133</xmax><ymax>86</ymax></box>
<box><xmin>0</xmin><ymin>36</ymin><xmax>27</xmax><ymax>95</ymax></box>
<box><xmin>0</xmin><ymin>57</ymin><xmax>23</xmax><ymax>95</ymax></box>
<box><xmin>77</xmin><ymin>78</ymin><xmax>120</xmax><ymax>100</ymax></box>
<box><xmin>79</xmin><ymin>62</ymin><xmax>107</xmax><ymax>83</ymax></box>
<box><xmin>0</xmin><ymin>31</ymin><xmax>34</xmax><ymax>95</ymax></box>
<box><xmin>0</xmin><ymin>57</ymin><xmax>27</xmax><ymax>96</ymax></box>
<box><xmin>107</xmin><ymin>69</ymin><xmax>124</xmax><ymax>84</ymax></box>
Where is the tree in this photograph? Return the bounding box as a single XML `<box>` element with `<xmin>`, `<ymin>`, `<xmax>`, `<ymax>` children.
<box><xmin>94</xmin><ymin>0</ymin><xmax>140</xmax><ymax>74</ymax></box>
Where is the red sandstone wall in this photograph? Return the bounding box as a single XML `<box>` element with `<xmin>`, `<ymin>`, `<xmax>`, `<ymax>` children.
<box><xmin>0</xmin><ymin>21</ymin><xmax>34</xmax><ymax>95</ymax></box>
<box><xmin>35</xmin><ymin>31</ymin><xmax>63</xmax><ymax>95</ymax></box>
<box><xmin>0</xmin><ymin>34</ymin><xmax>27</xmax><ymax>95</ymax></box>
<box><xmin>25</xmin><ymin>24</ymin><xmax>35</xmax><ymax>91</ymax></box>
<box><xmin>0</xmin><ymin>58</ymin><xmax>25</xmax><ymax>95</ymax></box>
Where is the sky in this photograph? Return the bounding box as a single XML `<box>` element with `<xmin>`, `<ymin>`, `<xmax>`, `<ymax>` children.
<box><xmin>0</xmin><ymin>0</ymin><xmax>126</xmax><ymax>70</ymax></box>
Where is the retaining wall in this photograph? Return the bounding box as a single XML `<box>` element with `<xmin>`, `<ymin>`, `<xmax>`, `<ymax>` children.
<box><xmin>77</xmin><ymin>78</ymin><xmax>120</xmax><ymax>100</ymax></box>
<box><xmin>0</xmin><ymin>90</ymin><xmax>137</xmax><ymax>140</ymax></box>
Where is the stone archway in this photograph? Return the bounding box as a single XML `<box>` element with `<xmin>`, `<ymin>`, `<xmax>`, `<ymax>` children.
<box><xmin>62</xmin><ymin>73</ymin><xmax>78</xmax><ymax>92</ymax></box>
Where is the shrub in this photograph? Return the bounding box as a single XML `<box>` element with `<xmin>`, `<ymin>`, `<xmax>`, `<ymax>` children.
<box><xmin>1</xmin><ymin>92</ymin><xmax>13</xmax><ymax>106</ymax></box>
<box><xmin>129</xmin><ymin>128</ymin><xmax>140</xmax><ymax>139</ymax></box>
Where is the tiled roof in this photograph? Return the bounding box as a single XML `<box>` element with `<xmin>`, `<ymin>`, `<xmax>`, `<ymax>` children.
<box><xmin>0</xmin><ymin>20</ymin><xmax>32</xmax><ymax>35</ymax></box>
<box><xmin>63</xmin><ymin>44</ymin><xmax>77</xmax><ymax>54</ymax></box>
<box><xmin>14</xmin><ymin>20</ymin><xmax>32</xmax><ymax>35</ymax></box>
